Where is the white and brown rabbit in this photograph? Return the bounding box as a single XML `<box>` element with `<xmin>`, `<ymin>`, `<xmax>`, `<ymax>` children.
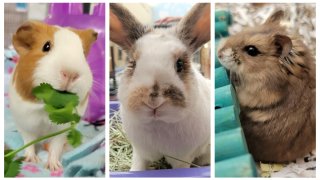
<box><xmin>110</xmin><ymin>3</ymin><xmax>211</xmax><ymax>170</ymax></box>
<box><xmin>9</xmin><ymin>20</ymin><xmax>97</xmax><ymax>170</ymax></box>
<box><xmin>218</xmin><ymin>10</ymin><xmax>315</xmax><ymax>162</ymax></box>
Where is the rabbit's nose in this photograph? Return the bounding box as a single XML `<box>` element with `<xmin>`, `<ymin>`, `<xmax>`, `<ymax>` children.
<box><xmin>150</xmin><ymin>91</ymin><xmax>159</xmax><ymax>98</ymax></box>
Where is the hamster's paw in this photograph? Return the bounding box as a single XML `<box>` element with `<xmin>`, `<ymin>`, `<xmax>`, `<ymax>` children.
<box><xmin>46</xmin><ymin>159</ymin><xmax>63</xmax><ymax>171</ymax></box>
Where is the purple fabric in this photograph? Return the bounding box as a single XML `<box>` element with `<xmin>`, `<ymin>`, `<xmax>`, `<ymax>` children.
<box><xmin>45</xmin><ymin>3</ymin><xmax>105</xmax><ymax>123</ymax></box>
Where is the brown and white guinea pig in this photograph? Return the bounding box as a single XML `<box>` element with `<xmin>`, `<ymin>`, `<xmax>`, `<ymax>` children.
<box><xmin>110</xmin><ymin>3</ymin><xmax>210</xmax><ymax>170</ymax></box>
<box><xmin>218</xmin><ymin>10</ymin><xmax>315</xmax><ymax>162</ymax></box>
<box><xmin>9</xmin><ymin>20</ymin><xmax>97</xmax><ymax>170</ymax></box>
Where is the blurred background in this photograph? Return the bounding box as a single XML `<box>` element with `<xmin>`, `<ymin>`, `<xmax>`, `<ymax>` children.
<box><xmin>109</xmin><ymin>3</ymin><xmax>211</xmax><ymax>101</ymax></box>
<box><xmin>215</xmin><ymin>3</ymin><xmax>316</xmax><ymax>56</ymax></box>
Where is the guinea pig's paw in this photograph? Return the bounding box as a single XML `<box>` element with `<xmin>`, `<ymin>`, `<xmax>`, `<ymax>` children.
<box><xmin>24</xmin><ymin>153</ymin><xmax>40</xmax><ymax>163</ymax></box>
<box><xmin>46</xmin><ymin>159</ymin><xmax>63</xmax><ymax>171</ymax></box>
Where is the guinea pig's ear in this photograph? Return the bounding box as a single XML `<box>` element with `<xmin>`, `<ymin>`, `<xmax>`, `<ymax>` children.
<box><xmin>264</xmin><ymin>10</ymin><xmax>284</xmax><ymax>25</ymax></box>
<box><xmin>72</xmin><ymin>29</ymin><xmax>98</xmax><ymax>56</ymax></box>
<box><xmin>110</xmin><ymin>3</ymin><xmax>146</xmax><ymax>50</ymax></box>
<box><xmin>12</xmin><ymin>21</ymin><xmax>39</xmax><ymax>56</ymax></box>
<box><xmin>176</xmin><ymin>3</ymin><xmax>210</xmax><ymax>52</ymax></box>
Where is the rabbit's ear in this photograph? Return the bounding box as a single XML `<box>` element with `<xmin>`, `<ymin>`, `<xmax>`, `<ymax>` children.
<box><xmin>177</xmin><ymin>3</ymin><xmax>210</xmax><ymax>52</ymax></box>
<box><xmin>110</xmin><ymin>3</ymin><xmax>146</xmax><ymax>50</ymax></box>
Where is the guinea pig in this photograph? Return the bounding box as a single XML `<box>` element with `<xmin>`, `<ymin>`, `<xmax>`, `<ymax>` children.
<box><xmin>110</xmin><ymin>3</ymin><xmax>211</xmax><ymax>170</ymax></box>
<box><xmin>9</xmin><ymin>20</ymin><xmax>97</xmax><ymax>171</ymax></box>
<box><xmin>218</xmin><ymin>10</ymin><xmax>315</xmax><ymax>162</ymax></box>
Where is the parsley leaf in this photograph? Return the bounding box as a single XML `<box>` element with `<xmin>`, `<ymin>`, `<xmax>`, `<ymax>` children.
<box><xmin>67</xmin><ymin>128</ymin><xmax>83</xmax><ymax>147</ymax></box>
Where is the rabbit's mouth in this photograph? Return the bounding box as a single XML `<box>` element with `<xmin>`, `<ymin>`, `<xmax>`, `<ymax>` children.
<box><xmin>144</xmin><ymin>101</ymin><xmax>166</xmax><ymax>119</ymax></box>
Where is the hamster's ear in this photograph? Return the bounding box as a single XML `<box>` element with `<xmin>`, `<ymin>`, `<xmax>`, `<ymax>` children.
<box><xmin>264</xmin><ymin>10</ymin><xmax>284</xmax><ymax>25</ymax></box>
<box><xmin>177</xmin><ymin>3</ymin><xmax>210</xmax><ymax>52</ymax></box>
<box><xmin>12</xmin><ymin>21</ymin><xmax>40</xmax><ymax>56</ymax></box>
<box><xmin>71</xmin><ymin>29</ymin><xmax>98</xmax><ymax>56</ymax></box>
<box><xmin>110</xmin><ymin>3</ymin><xmax>146</xmax><ymax>50</ymax></box>
<box><xmin>274</xmin><ymin>34</ymin><xmax>304</xmax><ymax>77</ymax></box>
<box><xmin>274</xmin><ymin>34</ymin><xmax>292</xmax><ymax>57</ymax></box>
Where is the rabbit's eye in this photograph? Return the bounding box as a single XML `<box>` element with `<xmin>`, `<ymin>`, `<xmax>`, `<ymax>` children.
<box><xmin>42</xmin><ymin>41</ymin><xmax>51</xmax><ymax>52</ymax></box>
<box><xmin>175</xmin><ymin>58</ymin><xmax>184</xmax><ymax>72</ymax></box>
<box><xmin>244</xmin><ymin>45</ymin><xmax>260</xmax><ymax>56</ymax></box>
<box><xmin>128</xmin><ymin>61</ymin><xmax>136</xmax><ymax>69</ymax></box>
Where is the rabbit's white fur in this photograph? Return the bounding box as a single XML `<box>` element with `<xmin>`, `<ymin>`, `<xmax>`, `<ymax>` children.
<box><xmin>9</xmin><ymin>25</ymin><xmax>93</xmax><ymax>171</ymax></box>
<box><xmin>118</xmin><ymin>30</ymin><xmax>211</xmax><ymax>170</ymax></box>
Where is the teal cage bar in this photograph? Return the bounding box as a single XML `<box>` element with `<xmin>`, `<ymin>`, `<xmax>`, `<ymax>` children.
<box><xmin>214</xmin><ymin>10</ymin><xmax>258</xmax><ymax>177</ymax></box>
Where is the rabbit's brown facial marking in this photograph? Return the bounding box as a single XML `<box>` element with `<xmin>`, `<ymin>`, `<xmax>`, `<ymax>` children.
<box><xmin>163</xmin><ymin>85</ymin><xmax>186</xmax><ymax>107</ymax></box>
<box><xmin>173</xmin><ymin>51</ymin><xmax>192</xmax><ymax>83</ymax></box>
<box><xmin>127</xmin><ymin>87</ymin><xmax>149</xmax><ymax>111</ymax></box>
<box><xmin>127</xmin><ymin>84</ymin><xmax>186</xmax><ymax>112</ymax></box>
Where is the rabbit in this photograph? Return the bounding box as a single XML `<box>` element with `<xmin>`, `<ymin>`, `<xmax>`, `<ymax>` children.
<box><xmin>110</xmin><ymin>3</ymin><xmax>211</xmax><ymax>171</ymax></box>
<box><xmin>217</xmin><ymin>10</ymin><xmax>315</xmax><ymax>163</ymax></box>
<box><xmin>9</xmin><ymin>20</ymin><xmax>97</xmax><ymax>171</ymax></box>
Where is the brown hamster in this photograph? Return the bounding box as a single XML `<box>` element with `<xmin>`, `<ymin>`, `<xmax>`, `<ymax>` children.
<box><xmin>218</xmin><ymin>10</ymin><xmax>315</xmax><ymax>162</ymax></box>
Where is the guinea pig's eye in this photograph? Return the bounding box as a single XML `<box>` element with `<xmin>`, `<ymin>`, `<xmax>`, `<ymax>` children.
<box><xmin>244</xmin><ymin>45</ymin><xmax>260</xmax><ymax>56</ymax></box>
<box><xmin>175</xmin><ymin>58</ymin><xmax>184</xmax><ymax>73</ymax></box>
<box><xmin>42</xmin><ymin>41</ymin><xmax>51</xmax><ymax>52</ymax></box>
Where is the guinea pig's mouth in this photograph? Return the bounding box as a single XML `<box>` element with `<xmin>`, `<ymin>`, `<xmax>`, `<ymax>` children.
<box><xmin>56</xmin><ymin>89</ymin><xmax>76</xmax><ymax>95</ymax></box>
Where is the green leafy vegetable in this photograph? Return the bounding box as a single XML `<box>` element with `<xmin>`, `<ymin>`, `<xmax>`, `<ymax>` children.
<box><xmin>33</xmin><ymin>83</ymin><xmax>80</xmax><ymax>125</ymax></box>
<box><xmin>4</xmin><ymin>150</ymin><xmax>23</xmax><ymax>177</ymax></box>
<box><xmin>4</xmin><ymin>83</ymin><xmax>84</xmax><ymax>177</ymax></box>
<box><xmin>32</xmin><ymin>83</ymin><xmax>79</xmax><ymax>108</ymax></box>
<box><xmin>67</xmin><ymin>128</ymin><xmax>83</xmax><ymax>147</ymax></box>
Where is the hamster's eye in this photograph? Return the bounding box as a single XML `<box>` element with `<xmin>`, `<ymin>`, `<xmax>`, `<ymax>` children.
<box><xmin>175</xmin><ymin>58</ymin><xmax>184</xmax><ymax>73</ymax></box>
<box><xmin>244</xmin><ymin>45</ymin><xmax>260</xmax><ymax>56</ymax></box>
<box><xmin>42</xmin><ymin>41</ymin><xmax>51</xmax><ymax>52</ymax></box>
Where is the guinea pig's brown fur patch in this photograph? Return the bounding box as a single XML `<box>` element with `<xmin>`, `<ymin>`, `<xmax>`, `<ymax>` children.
<box><xmin>12</xmin><ymin>21</ymin><xmax>58</xmax><ymax>102</ymax></box>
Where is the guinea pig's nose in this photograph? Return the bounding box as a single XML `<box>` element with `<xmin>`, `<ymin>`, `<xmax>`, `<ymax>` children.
<box><xmin>61</xmin><ymin>70</ymin><xmax>79</xmax><ymax>83</ymax></box>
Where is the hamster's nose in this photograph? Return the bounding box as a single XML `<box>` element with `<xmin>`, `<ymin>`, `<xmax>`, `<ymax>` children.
<box><xmin>218</xmin><ymin>51</ymin><xmax>223</xmax><ymax>59</ymax></box>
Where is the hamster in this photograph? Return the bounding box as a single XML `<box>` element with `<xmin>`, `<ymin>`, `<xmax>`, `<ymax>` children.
<box><xmin>9</xmin><ymin>20</ymin><xmax>97</xmax><ymax>170</ymax></box>
<box><xmin>218</xmin><ymin>10</ymin><xmax>315</xmax><ymax>162</ymax></box>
